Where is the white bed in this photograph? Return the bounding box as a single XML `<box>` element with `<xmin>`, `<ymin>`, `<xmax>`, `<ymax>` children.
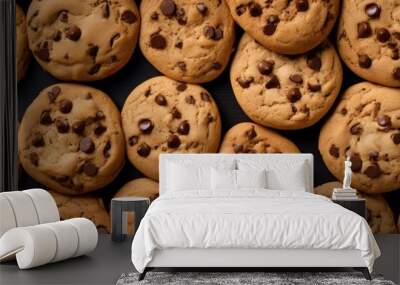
<box><xmin>131</xmin><ymin>154</ymin><xmax>380</xmax><ymax>280</ymax></box>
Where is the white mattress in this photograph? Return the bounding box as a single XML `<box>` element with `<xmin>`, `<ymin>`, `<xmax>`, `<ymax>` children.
<box><xmin>131</xmin><ymin>190</ymin><xmax>380</xmax><ymax>273</ymax></box>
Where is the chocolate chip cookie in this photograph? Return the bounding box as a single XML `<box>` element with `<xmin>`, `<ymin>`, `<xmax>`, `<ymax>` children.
<box><xmin>139</xmin><ymin>0</ymin><xmax>235</xmax><ymax>83</ymax></box>
<box><xmin>319</xmin><ymin>82</ymin><xmax>400</xmax><ymax>194</ymax></box>
<box><xmin>231</xmin><ymin>34</ymin><xmax>342</xmax><ymax>130</ymax></box>
<box><xmin>26</xmin><ymin>0</ymin><xmax>140</xmax><ymax>81</ymax></box>
<box><xmin>121</xmin><ymin>76</ymin><xmax>221</xmax><ymax>180</ymax></box>
<box><xmin>219</xmin><ymin>122</ymin><xmax>300</xmax><ymax>153</ymax></box>
<box><xmin>114</xmin><ymin>178</ymin><xmax>159</xmax><ymax>201</ymax></box>
<box><xmin>19</xmin><ymin>84</ymin><xmax>125</xmax><ymax>195</ymax></box>
<box><xmin>50</xmin><ymin>191</ymin><xmax>111</xmax><ymax>233</ymax></box>
<box><xmin>17</xmin><ymin>5</ymin><xmax>31</xmax><ymax>81</ymax></box>
<box><xmin>314</xmin><ymin>181</ymin><xmax>398</xmax><ymax>234</ymax></box>
<box><xmin>226</xmin><ymin>0</ymin><xmax>340</xmax><ymax>54</ymax></box>
<box><xmin>337</xmin><ymin>0</ymin><xmax>400</xmax><ymax>87</ymax></box>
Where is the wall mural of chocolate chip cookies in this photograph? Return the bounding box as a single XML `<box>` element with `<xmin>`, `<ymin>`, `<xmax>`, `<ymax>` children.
<box><xmin>16</xmin><ymin>0</ymin><xmax>400</xmax><ymax>234</ymax></box>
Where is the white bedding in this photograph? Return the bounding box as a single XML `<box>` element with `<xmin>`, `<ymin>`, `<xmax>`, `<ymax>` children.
<box><xmin>131</xmin><ymin>190</ymin><xmax>380</xmax><ymax>273</ymax></box>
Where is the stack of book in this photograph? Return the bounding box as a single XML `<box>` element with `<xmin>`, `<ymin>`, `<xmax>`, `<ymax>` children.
<box><xmin>332</xmin><ymin>188</ymin><xmax>358</xmax><ymax>200</ymax></box>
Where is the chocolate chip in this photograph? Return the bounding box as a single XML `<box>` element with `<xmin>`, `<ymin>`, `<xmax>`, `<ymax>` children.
<box><xmin>175</xmin><ymin>8</ymin><xmax>187</xmax><ymax>25</ymax></box>
<box><xmin>359</xmin><ymin>54</ymin><xmax>372</xmax><ymax>68</ymax></box>
<box><xmin>207</xmin><ymin>113</ymin><xmax>214</xmax><ymax>123</ymax></box>
<box><xmin>40</xmin><ymin>110</ymin><xmax>53</xmax><ymax>125</ymax></box>
<box><xmin>350</xmin><ymin>123</ymin><xmax>363</xmax><ymax>135</ymax></box>
<box><xmin>160</xmin><ymin>0</ymin><xmax>176</xmax><ymax>17</ymax></box>
<box><xmin>102</xmin><ymin>3</ymin><xmax>110</xmax><ymax>18</ymax></box>
<box><xmin>55</xmin><ymin>118</ymin><xmax>70</xmax><ymax>133</ymax></box>
<box><xmin>237</xmin><ymin>77</ymin><xmax>254</xmax><ymax>88</ymax></box>
<box><xmin>87</xmin><ymin>45</ymin><xmax>99</xmax><ymax>59</ymax></box>
<box><xmin>393</xmin><ymin>32</ymin><xmax>400</xmax><ymax>40</ymax></box>
<box><xmin>329</xmin><ymin>145</ymin><xmax>339</xmax><ymax>158</ymax></box>
<box><xmin>32</xmin><ymin>134</ymin><xmax>45</xmax><ymax>147</ymax></box>
<box><xmin>376</xmin><ymin>28</ymin><xmax>390</xmax><ymax>43</ymax></box>
<box><xmin>201</xmin><ymin>92</ymin><xmax>211</xmax><ymax>102</ymax></box>
<box><xmin>94</xmin><ymin>124</ymin><xmax>107</xmax><ymax>136</ymax></box>
<box><xmin>83</xmin><ymin>161</ymin><xmax>98</xmax><ymax>177</ymax></box>
<box><xmin>88</xmin><ymin>64</ymin><xmax>101</xmax><ymax>75</ymax></box>
<box><xmin>151</xmin><ymin>12</ymin><xmax>159</xmax><ymax>20</ymax></box>
<box><xmin>138</xmin><ymin>119</ymin><xmax>154</xmax><ymax>134</ymax></box>
<box><xmin>177</xmin><ymin>61</ymin><xmax>186</xmax><ymax>71</ymax></box>
<box><xmin>175</xmin><ymin>41</ymin><xmax>183</xmax><ymax>49</ymax></box>
<box><xmin>30</xmin><ymin>153</ymin><xmax>39</xmax><ymax>166</ymax></box>
<box><xmin>121</xmin><ymin>10</ymin><xmax>137</xmax><ymax>23</ymax></box>
<box><xmin>59</xmin><ymin>99</ymin><xmax>73</xmax><ymax>114</ymax></box>
<box><xmin>176</xmin><ymin>83</ymin><xmax>187</xmax><ymax>92</ymax></box>
<box><xmin>155</xmin><ymin>95</ymin><xmax>167</xmax><ymax>106</ymax></box>
<box><xmin>295</xmin><ymin>0</ymin><xmax>309</xmax><ymax>11</ymax></box>
<box><xmin>265</xmin><ymin>75</ymin><xmax>280</xmax><ymax>89</ymax></box>
<box><xmin>185</xmin><ymin>95</ymin><xmax>196</xmax><ymax>105</ymax></box>
<box><xmin>214</xmin><ymin>27</ymin><xmax>223</xmax><ymax>40</ymax></box>
<box><xmin>263</xmin><ymin>15</ymin><xmax>279</xmax><ymax>35</ymax></box>
<box><xmin>307</xmin><ymin>55</ymin><xmax>322</xmax><ymax>71</ymax></box>
<box><xmin>35</xmin><ymin>47</ymin><xmax>50</xmax><ymax>62</ymax></box>
<box><xmin>365</xmin><ymin>3</ymin><xmax>380</xmax><ymax>18</ymax></box>
<box><xmin>236</xmin><ymin>4</ymin><xmax>247</xmax><ymax>16</ymax></box>
<box><xmin>233</xmin><ymin>144</ymin><xmax>243</xmax><ymax>153</ymax></box>
<box><xmin>358</xmin><ymin>22</ymin><xmax>372</xmax><ymax>38</ymax></box>
<box><xmin>368</xmin><ymin>151</ymin><xmax>379</xmax><ymax>162</ymax></box>
<box><xmin>177</xmin><ymin>120</ymin><xmax>190</xmax><ymax>135</ymax></box>
<box><xmin>258</xmin><ymin>60</ymin><xmax>274</xmax><ymax>75</ymax></box>
<box><xmin>65</xmin><ymin>25</ymin><xmax>81</xmax><ymax>41</ymax></box>
<box><xmin>137</xmin><ymin>143</ymin><xmax>151</xmax><ymax>157</ymax></box>
<box><xmin>289</xmin><ymin>74</ymin><xmax>303</xmax><ymax>84</ymax></box>
<box><xmin>204</xmin><ymin>26</ymin><xmax>215</xmax><ymax>39</ymax></box>
<box><xmin>103</xmin><ymin>141</ymin><xmax>111</xmax><ymax>158</ymax></box>
<box><xmin>340</xmin><ymin>108</ymin><xmax>348</xmax><ymax>115</ymax></box>
<box><xmin>391</xmin><ymin>133</ymin><xmax>400</xmax><ymax>144</ymax></box>
<box><xmin>48</xmin><ymin>86</ymin><xmax>61</xmax><ymax>103</ymax></box>
<box><xmin>171</xmin><ymin>107</ymin><xmax>182</xmax><ymax>119</ymax></box>
<box><xmin>54</xmin><ymin>176</ymin><xmax>73</xmax><ymax>187</ymax></box>
<box><xmin>287</xmin><ymin>88</ymin><xmax>302</xmax><ymax>103</ymax></box>
<box><xmin>393</xmin><ymin>67</ymin><xmax>400</xmax><ymax>80</ymax></box>
<box><xmin>167</xmin><ymin>135</ymin><xmax>181</xmax><ymax>148</ymax></box>
<box><xmin>196</xmin><ymin>3</ymin><xmax>208</xmax><ymax>15</ymax></box>
<box><xmin>96</xmin><ymin>111</ymin><xmax>105</xmax><ymax>120</ymax></box>
<box><xmin>377</xmin><ymin>115</ymin><xmax>391</xmax><ymax>127</ymax></box>
<box><xmin>129</xmin><ymin>135</ymin><xmax>138</xmax><ymax>146</ymax></box>
<box><xmin>110</xmin><ymin>34</ymin><xmax>120</xmax><ymax>47</ymax></box>
<box><xmin>58</xmin><ymin>10</ymin><xmax>68</xmax><ymax>22</ymax></box>
<box><xmin>211</xmin><ymin>62</ymin><xmax>222</xmax><ymax>70</ymax></box>
<box><xmin>392</xmin><ymin>49</ymin><xmax>399</xmax><ymax>60</ymax></box>
<box><xmin>71</xmin><ymin>121</ymin><xmax>85</xmax><ymax>135</ymax></box>
<box><xmin>249</xmin><ymin>2</ymin><xmax>262</xmax><ymax>17</ymax></box>
<box><xmin>150</xmin><ymin>33</ymin><xmax>167</xmax><ymax>49</ymax></box>
<box><xmin>246</xmin><ymin>127</ymin><xmax>257</xmax><ymax>139</ymax></box>
<box><xmin>350</xmin><ymin>153</ymin><xmax>363</xmax><ymax>172</ymax></box>
<box><xmin>364</xmin><ymin>164</ymin><xmax>382</xmax><ymax>178</ymax></box>
<box><xmin>308</xmin><ymin>83</ymin><xmax>321</xmax><ymax>92</ymax></box>
<box><xmin>52</xmin><ymin>30</ymin><xmax>62</xmax><ymax>41</ymax></box>
<box><xmin>79</xmin><ymin>137</ymin><xmax>95</xmax><ymax>153</ymax></box>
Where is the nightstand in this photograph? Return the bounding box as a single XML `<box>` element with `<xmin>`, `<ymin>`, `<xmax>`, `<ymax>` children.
<box><xmin>332</xmin><ymin>198</ymin><xmax>366</xmax><ymax>218</ymax></box>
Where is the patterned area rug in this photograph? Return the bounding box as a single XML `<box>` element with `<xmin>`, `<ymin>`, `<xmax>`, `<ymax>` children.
<box><xmin>116</xmin><ymin>272</ymin><xmax>396</xmax><ymax>285</ymax></box>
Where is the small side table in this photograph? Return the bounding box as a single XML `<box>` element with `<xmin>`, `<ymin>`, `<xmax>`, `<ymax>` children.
<box><xmin>111</xmin><ymin>197</ymin><xmax>150</xmax><ymax>242</ymax></box>
<box><xmin>332</xmin><ymin>198</ymin><xmax>366</xmax><ymax>219</ymax></box>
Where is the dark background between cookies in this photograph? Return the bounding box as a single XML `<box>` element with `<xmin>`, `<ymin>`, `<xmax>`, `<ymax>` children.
<box><xmin>16</xmin><ymin>0</ymin><xmax>400</xmax><ymax>221</ymax></box>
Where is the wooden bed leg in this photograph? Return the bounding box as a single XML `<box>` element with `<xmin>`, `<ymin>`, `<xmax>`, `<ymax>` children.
<box><xmin>138</xmin><ymin>268</ymin><xmax>148</xmax><ymax>281</ymax></box>
<box><xmin>354</xmin><ymin>267</ymin><xmax>371</xmax><ymax>280</ymax></box>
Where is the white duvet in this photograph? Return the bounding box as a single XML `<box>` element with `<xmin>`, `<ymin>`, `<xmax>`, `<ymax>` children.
<box><xmin>131</xmin><ymin>190</ymin><xmax>380</xmax><ymax>273</ymax></box>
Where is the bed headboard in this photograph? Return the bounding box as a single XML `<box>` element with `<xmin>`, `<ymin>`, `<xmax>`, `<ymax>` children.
<box><xmin>159</xmin><ymin>153</ymin><xmax>314</xmax><ymax>195</ymax></box>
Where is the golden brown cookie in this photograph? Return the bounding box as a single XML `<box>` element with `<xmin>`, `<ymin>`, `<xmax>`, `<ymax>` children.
<box><xmin>226</xmin><ymin>0</ymin><xmax>340</xmax><ymax>54</ymax></box>
<box><xmin>139</xmin><ymin>0</ymin><xmax>235</xmax><ymax>83</ymax></box>
<box><xmin>121</xmin><ymin>76</ymin><xmax>221</xmax><ymax>180</ymax></box>
<box><xmin>17</xmin><ymin>5</ymin><xmax>31</xmax><ymax>81</ymax></box>
<box><xmin>26</xmin><ymin>0</ymin><xmax>140</xmax><ymax>81</ymax></box>
<box><xmin>50</xmin><ymin>191</ymin><xmax>111</xmax><ymax>233</ymax></box>
<box><xmin>319</xmin><ymin>82</ymin><xmax>400</xmax><ymax>194</ymax></box>
<box><xmin>337</xmin><ymin>0</ymin><xmax>400</xmax><ymax>87</ymax></box>
<box><xmin>114</xmin><ymin>178</ymin><xmax>159</xmax><ymax>201</ymax></box>
<box><xmin>314</xmin><ymin>182</ymin><xmax>397</xmax><ymax>234</ymax></box>
<box><xmin>19</xmin><ymin>83</ymin><xmax>125</xmax><ymax>195</ymax></box>
<box><xmin>219</xmin><ymin>122</ymin><xmax>300</xmax><ymax>153</ymax></box>
<box><xmin>230</xmin><ymin>34</ymin><xmax>342</xmax><ymax>130</ymax></box>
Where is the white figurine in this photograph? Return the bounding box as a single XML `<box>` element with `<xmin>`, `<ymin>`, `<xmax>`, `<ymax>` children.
<box><xmin>343</xmin><ymin>156</ymin><xmax>353</xmax><ymax>190</ymax></box>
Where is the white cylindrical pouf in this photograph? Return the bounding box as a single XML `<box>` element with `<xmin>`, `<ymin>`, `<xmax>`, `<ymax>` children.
<box><xmin>66</xmin><ymin>218</ymin><xmax>98</xmax><ymax>257</ymax></box>
<box><xmin>23</xmin><ymin>189</ymin><xmax>60</xmax><ymax>224</ymax></box>
<box><xmin>1</xmin><ymin>192</ymin><xmax>39</xmax><ymax>227</ymax></box>
<box><xmin>0</xmin><ymin>196</ymin><xmax>17</xmax><ymax>237</ymax></box>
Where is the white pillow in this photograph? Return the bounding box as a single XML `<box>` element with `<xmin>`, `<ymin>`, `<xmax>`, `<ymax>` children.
<box><xmin>167</xmin><ymin>163</ymin><xmax>211</xmax><ymax>191</ymax></box>
<box><xmin>211</xmin><ymin>168</ymin><xmax>237</xmax><ymax>190</ymax></box>
<box><xmin>238</xmin><ymin>160</ymin><xmax>308</xmax><ymax>192</ymax></box>
<box><xmin>236</xmin><ymin>169</ymin><xmax>267</xmax><ymax>189</ymax></box>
